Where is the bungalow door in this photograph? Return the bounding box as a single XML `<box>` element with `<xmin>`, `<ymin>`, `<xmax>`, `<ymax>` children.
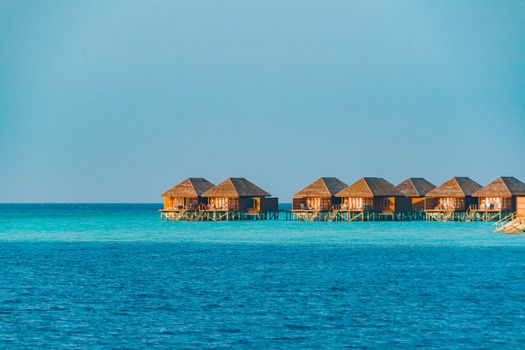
<box><xmin>252</xmin><ymin>198</ymin><xmax>261</xmax><ymax>210</ymax></box>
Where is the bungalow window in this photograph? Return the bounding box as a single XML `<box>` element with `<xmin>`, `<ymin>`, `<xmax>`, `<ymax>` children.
<box><xmin>173</xmin><ymin>198</ymin><xmax>185</xmax><ymax>209</ymax></box>
<box><xmin>208</xmin><ymin>198</ymin><xmax>239</xmax><ymax>210</ymax></box>
<box><xmin>437</xmin><ymin>198</ymin><xmax>464</xmax><ymax>210</ymax></box>
<box><xmin>481</xmin><ymin>197</ymin><xmax>510</xmax><ymax>210</ymax></box>
<box><xmin>345</xmin><ymin>198</ymin><xmax>362</xmax><ymax>209</ymax></box>
<box><xmin>305</xmin><ymin>198</ymin><xmax>330</xmax><ymax>210</ymax></box>
<box><xmin>187</xmin><ymin>198</ymin><xmax>198</xmax><ymax>208</ymax></box>
<box><xmin>342</xmin><ymin>198</ymin><xmax>373</xmax><ymax>210</ymax></box>
<box><xmin>210</xmin><ymin>197</ymin><xmax>229</xmax><ymax>209</ymax></box>
<box><xmin>305</xmin><ymin>198</ymin><xmax>318</xmax><ymax>210</ymax></box>
<box><xmin>481</xmin><ymin>197</ymin><xmax>501</xmax><ymax>210</ymax></box>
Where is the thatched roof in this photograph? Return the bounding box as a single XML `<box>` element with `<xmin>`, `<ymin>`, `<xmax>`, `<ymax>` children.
<box><xmin>472</xmin><ymin>177</ymin><xmax>525</xmax><ymax>198</ymax></box>
<box><xmin>395</xmin><ymin>178</ymin><xmax>436</xmax><ymax>197</ymax></box>
<box><xmin>161</xmin><ymin>178</ymin><xmax>215</xmax><ymax>198</ymax></box>
<box><xmin>426</xmin><ymin>177</ymin><xmax>481</xmax><ymax>198</ymax></box>
<box><xmin>336</xmin><ymin>177</ymin><xmax>403</xmax><ymax>198</ymax></box>
<box><xmin>293</xmin><ymin>177</ymin><xmax>347</xmax><ymax>198</ymax></box>
<box><xmin>202</xmin><ymin>178</ymin><xmax>270</xmax><ymax>198</ymax></box>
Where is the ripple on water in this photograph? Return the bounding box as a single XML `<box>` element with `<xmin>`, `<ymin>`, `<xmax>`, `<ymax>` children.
<box><xmin>0</xmin><ymin>205</ymin><xmax>525</xmax><ymax>348</ymax></box>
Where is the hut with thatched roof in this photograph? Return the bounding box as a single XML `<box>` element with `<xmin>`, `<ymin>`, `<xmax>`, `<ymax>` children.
<box><xmin>161</xmin><ymin>178</ymin><xmax>215</xmax><ymax>211</ymax></box>
<box><xmin>395</xmin><ymin>178</ymin><xmax>436</xmax><ymax>212</ymax></box>
<box><xmin>292</xmin><ymin>177</ymin><xmax>347</xmax><ymax>212</ymax></box>
<box><xmin>425</xmin><ymin>177</ymin><xmax>481</xmax><ymax>212</ymax></box>
<box><xmin>202</xmin><ymin>177</ymin><xmax>278</xmax><ymax>214</ymax></box>
<box><xmin>472</xmin><ymin>177</ymin><xmax>525</xmax><ymax>214</ymax></box>
<box><xmin>336</xmin><ymin>177</ymin><xmax>408</xmax><ymax>213</ymax></box>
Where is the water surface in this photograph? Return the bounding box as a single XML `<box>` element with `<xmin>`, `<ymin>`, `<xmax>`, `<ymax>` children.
<box><xmin>1</xmin><ymin>204</ymin><xmax>524</xmax><ymax>348</ymax></box>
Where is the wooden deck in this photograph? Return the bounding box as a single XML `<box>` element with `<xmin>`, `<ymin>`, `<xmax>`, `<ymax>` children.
<box><xmin>425</xmin><ymin>207</ymin><xmax>511</xmax><ymax>222</ymax></box>
<box><xmin>160</xmin><ymin>208</ymin><xmax>515</xmax><ymax>223</ymax></box>
<box><xmin>160</xmin><ymin>209</ymin><xmax>279</xmax><ymax>221</ymax></box>
<box><xmin>290</xmin><ymin>209</ymin><xmax>425</xmax><ymax>222</ymax></box>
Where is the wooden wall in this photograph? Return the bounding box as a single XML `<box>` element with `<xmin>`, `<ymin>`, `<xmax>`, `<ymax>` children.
<box><xmin>371</xmin><ymin>197</ymin><xmax>411</xmax><ymax>213</ymax></box>
<box><xmin>229</xmin><ymin>198</ymin><xmax>241</xmax><ymax>210</ymax></box>
<box><xmin>465</xmin><ymin>196</ymin><xmax>477</xmax><ymax>210</ymax></box>
<box><xmin>163</xmin><ymin>197</ymin><xmax>174</xmax><ymax>210</ymax></box>
<box><xmin>394</xmin><ymin>197</ymin><xmax>412</xmax><ymax>212</ymax></box>
<box><xmin>292</xmin><ymin>198</ymin><xmax>306</xmax><ymax>210</ymax></box>
<box><xmin>411</xmin><ymin>197</ymin><xmax>426</xmax><ymax>212</ymax></box>
<box><xmin>238</xmin><ymin>197</ymin><xmax>258</xmax><ymax>211</ymax></box>
<box><xmin>236</xmin><ymin>197</ymin><xmax>278</xmax><ymax>211</ymax></box>
<box><xmin>373</xmin><ymin>197</ymin><xmax>392</xmax><ymax>212</ymax></box>
<box><xmin>517</xmin><ymin>197</ymin><xmax>525</xmax><ymax>217</ymax></box>
<box><xmin>261</xmin><ymin>198</ymin><xmax>279</xmax><ymax>212</ymax></box>
<box><xmin>425</xmin><ymin>198</ymin><xmax>439</xmax><ymax>211</ymax></box>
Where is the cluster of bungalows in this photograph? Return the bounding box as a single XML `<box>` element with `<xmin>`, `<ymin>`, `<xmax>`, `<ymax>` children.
<box><xmin>161</xmin><ymin>176</ymin><xmax>525</xmax><ymax>222</ymax></box>
<box><xmin>424</xmin><ymin>177</ymin><xmax>525</xmax><ymax>221</ymax></box>
<box><xmin>160</xmin><ymin>177</ymin><xmax>278</xmax><ymax>221</ymax></box>
<box><xmin>292</xmin><ymin>177</ymin><xmax>413</xmax><ymax>221</ymax></box>
<box><xmin>291</xmin><ymin>176</ymin><xmax>525</xmax><ymax>222</ymax></box>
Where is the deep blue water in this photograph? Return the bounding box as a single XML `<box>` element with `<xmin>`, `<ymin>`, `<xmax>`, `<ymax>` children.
<box><xmin>1</xmin><ymin>204</ymin><xmax>525</xmax><ymax>349</ymax></box>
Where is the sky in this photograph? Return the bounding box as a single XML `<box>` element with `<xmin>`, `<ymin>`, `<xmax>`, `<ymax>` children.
<box><xmin>0</xmin><ymin>0</ymin><xmax>524</xmax><ymax>202</ymax></box>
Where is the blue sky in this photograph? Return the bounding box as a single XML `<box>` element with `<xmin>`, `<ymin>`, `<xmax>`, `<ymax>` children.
<box><xmin>1</xmin><ymin>0</ymin><xmax>524</xmax><ymax>202</ymax></box>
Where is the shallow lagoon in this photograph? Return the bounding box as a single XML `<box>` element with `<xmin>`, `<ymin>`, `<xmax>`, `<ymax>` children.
<box><xmin>1</xmin><ymin>204</ymin><xmax>524</xmax><ymax>348</ymax></box>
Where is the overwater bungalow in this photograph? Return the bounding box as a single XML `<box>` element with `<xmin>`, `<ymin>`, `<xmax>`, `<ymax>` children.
<box><xmin>292</xmin><ymin>177</ymin><xmax>347</xmax><ymax>212</ymax></box>
<box><xmin>491</xmin><ymin>178</ymin><xmax>525</xmax><ymax>233</ymax></box>
<box><xmin>160</xmin><ymin>178</ymin><xmax>215</xmax><ymax>221</ymax></box>
<box><xmin>161</xmin><ymin>178</ymin><xmax>215</xmax><ymax>211</ymax></box>
<box><xmin>335</xmin><ymin>177</ymin><xmax>409</xmax><ymax>220</ymax></box>
<box><xmin>472</xmin><ymin>177</ymin><xmax>525</xmax><ymax>220</ymax></box>
<box><xmin>425</xmin><ymin>177</ymin><xmax>481</xmax><ymax>221</ymax></box>
<box><xmin>395</xmin><ymin>177</ymin><xmax>436</xmax><ymax>212</ymax></box>
<box><xmin>201</xmin><ymin>178</ymin><xmax>278</xmax><ymax>220</ymax></box>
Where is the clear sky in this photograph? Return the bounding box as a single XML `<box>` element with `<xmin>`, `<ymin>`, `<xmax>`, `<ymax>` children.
<box><xmin>1</xmin><ymin>0</ymin><xmax>524</xmax><ymax>203</ymax></box>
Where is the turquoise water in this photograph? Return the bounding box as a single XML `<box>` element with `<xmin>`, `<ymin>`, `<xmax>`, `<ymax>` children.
<box><xmin>1</xmin><ymin>204</ymin><xmax>525</xmax><ymax>348</ymax></box>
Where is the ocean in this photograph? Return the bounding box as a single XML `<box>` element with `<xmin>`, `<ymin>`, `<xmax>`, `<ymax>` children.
<box><xmin>1</xmin><ymin>204</ymin><xmax>524</xmax><ymax>349</ymax></box>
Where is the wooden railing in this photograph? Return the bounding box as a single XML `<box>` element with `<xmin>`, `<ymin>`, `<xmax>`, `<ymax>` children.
<box><xmin>495</xmin><ymin>216</ymin><xmax>525</xmax><ymax>234</ymax></box>
<box><xmin>494</xmin><ymin>212</ymin><xmax>516</xmax><ymax>229</ymax></box>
